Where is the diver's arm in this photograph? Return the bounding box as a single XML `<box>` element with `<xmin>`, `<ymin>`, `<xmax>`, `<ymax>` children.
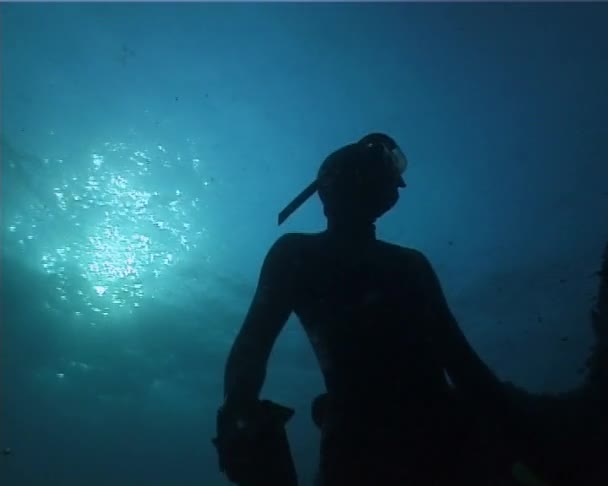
<box><xmin>414</xmin><ymin>251</ymin><xmax>507</xmax><ymax>407</ymax></box>
<box><xmin>223</xmin><ymin>235</ymin><xmax>295</xmax><ymax>408</ymax></box>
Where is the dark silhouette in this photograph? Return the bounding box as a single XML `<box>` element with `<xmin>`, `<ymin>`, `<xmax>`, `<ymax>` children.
<box><xmin>215</xmin><ymin>133</ymin><xmax>529</xmax><ymax>486</ymax></box>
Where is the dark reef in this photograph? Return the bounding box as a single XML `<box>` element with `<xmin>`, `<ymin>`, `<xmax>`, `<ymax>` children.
<box><xmin>504</xmin><ymin>242</ymin><xmax>608</xmax><ymax>485</ymax></box>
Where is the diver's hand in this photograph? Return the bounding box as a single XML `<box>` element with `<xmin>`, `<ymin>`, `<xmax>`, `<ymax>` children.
<box><xmin>212</xmin><ymin>399</ymin><xmax>296</xmax><ymax>484</ymax></box>
<box><xmin>212</xmin><ymin>399</ymin><xmax>260</xmax><ymax>483</ymax></box>
<box><xmin>220</xmin><ymin>396</ymin><xmax>259</xmax><ymax>425</ymax></box>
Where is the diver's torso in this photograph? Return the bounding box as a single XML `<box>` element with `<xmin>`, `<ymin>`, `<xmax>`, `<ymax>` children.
<box><xmin>286</xmin><ymin>231</ymin><xmax>449</xmax><ymax>407</ymax></box>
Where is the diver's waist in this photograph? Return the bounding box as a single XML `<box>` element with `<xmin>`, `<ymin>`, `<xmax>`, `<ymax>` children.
<box><xmin>323</xmin><ymin>389</ymin><xmax>457</xmax><ymax>422</ymax></box>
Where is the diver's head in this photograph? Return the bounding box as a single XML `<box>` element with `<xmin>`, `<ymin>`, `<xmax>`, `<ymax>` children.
<box><xmin>276</xmin><ymin>132</ymin><xmax>408</xmax><ymax>226</ymax></box>
<box><xmin>317</xmin><ymin>133</ymin><xmax>407</xmax><ymax>225</ymax></box>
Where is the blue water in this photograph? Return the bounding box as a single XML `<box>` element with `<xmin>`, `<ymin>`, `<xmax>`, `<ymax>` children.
<box><xmin>1</xmin><ymin>3</ymin><xmax>607</xmax><ymax>485</ymax></box>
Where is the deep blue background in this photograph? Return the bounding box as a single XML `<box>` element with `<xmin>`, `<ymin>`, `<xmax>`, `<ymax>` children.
<box><xmin>1</xmin><ymin>3</ymin><xmax>607</xmax><ymax>485</ymax></box>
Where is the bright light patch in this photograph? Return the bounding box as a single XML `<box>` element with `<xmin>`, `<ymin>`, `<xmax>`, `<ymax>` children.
<box><xmin>94</xmin><ymin>285</ymin><xmax>107</xmax><ymax>296</ymax></box>
<box><xmin>92</xmin><ymin>154</ymin><xmax>104</xmax><ymax>168</ymax></box>
<box><xmin>5</xmin><ymin>141</ymin><xmax>211</xmax><ymax>318</ymax></box>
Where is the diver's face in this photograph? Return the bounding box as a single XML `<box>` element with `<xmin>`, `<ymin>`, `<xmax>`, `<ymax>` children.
<box><xmin>381</xmin><ymin>183</ymin><xmax>400</xmax><ymax>214</ymax></box>
<box><xmin>362</xmin><ymin>176</ymin><xmax>401</xmax><ymax>221</ymax></box>
<box><xmin>377</xmin><ymin>158</ymin><xmax>403</xmax><ymax>209</ymax></box>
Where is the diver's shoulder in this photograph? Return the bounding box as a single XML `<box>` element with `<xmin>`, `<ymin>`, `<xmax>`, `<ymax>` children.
<box><xmin>271</xmin><ymin>231</ymin><xmax>325</xmax><ymax>252</ymax></box>
<box><xmin>376</xmin><ymin>239</ymin><xmax>428</xmax><ymax>264</ymax></box>
<box><xmin>266</xmin><ymin>232</ymin><xmax>324</xmax><ymax>267</ymax></box>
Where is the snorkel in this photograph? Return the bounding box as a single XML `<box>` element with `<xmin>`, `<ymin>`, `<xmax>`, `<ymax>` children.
<box><xmin>277</xmin><ymin>133</ymin><xmax>408</xmax><ymax>225</ymax></box>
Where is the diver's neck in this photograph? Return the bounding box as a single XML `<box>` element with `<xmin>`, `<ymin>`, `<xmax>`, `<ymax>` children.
<box><xmin>326</xmin><ymin>219</ymin><xmax>376</xmax><ymax>240</ymax></box>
